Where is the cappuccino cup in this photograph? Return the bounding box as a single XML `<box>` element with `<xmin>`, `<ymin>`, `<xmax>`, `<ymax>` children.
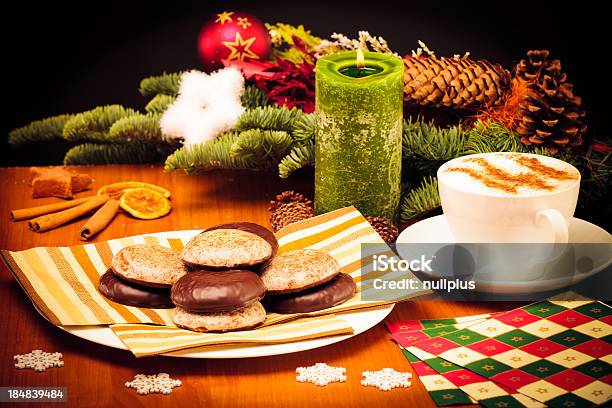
<box><xmin>436</xmin><ymin>152</ymin><xmax>581</xmax><ymax>283</ymax></box>
<box><xmin>437</xmin><ymin>152</ymin><xmax>580</xmax><ymax>244</ymax></box>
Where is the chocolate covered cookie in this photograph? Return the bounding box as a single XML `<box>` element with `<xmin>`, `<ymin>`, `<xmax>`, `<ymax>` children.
<box><xmin>265</xmin><ymin>273</ymin><xmax>356</xmax><ymax>314</ymax></box>
<box><xmin>182</xmin><ymin>222</ymin><xmax>278</xmax><ymax>269</ymax></box>
<box><xmin>98</xmin><ymin>270</ymin><xmax>174</xmax><ymax>308</ymax></box>
<box><xmin>171</xmin><ymin>270</ymin><xmax>265</xmax><ymax>313</ymax></box>
<box><xmin>111</xmin><ymin>244</ymin><xmax>187</xmax><ymax>288</ymax></box>
<box><xmin>260</xmin><ymin>249</ymin><xmax>341</xmax><ymax>294</ymax></box>
<box><xmin>173</xmin><ymin>302</ymin><xmax>266</xmax><ymax>332</ymax></box>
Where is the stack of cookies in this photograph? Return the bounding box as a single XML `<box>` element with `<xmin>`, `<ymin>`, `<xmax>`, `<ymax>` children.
<box><xmin>99</xmin><ymin>222</ymin><xmax>357</xmax><ymax>332</ymax></box>
<box><xmin>99</xmin><ymin>244</ymin><xmax>188</xmax><ymax>308</ymax></box>
<box><xmin>173</xmin><ymin>222</ymin><xmax>276</xmax><ymax>332</ymax></box>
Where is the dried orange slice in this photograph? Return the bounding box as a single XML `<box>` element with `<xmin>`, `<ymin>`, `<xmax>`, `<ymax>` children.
<box><xmin>98</xmin><ymin>182</ymin><xmax>171</xmax><ymax>200</ymax></box>
<box><xmin>119</xmin><ymin>188</ymin><xmax>171</xmax><ymax>220</ymax></box>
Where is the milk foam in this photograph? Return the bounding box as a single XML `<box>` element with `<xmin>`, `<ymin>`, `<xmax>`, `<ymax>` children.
<box><xmin>439</xmin><ymin>153</ymin><xmax>579</xmax><ymax>196</ymax></box>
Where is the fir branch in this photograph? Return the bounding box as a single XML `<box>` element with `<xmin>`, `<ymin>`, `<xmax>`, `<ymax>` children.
<box><xmin>400</xmin><ymin>176</ymin><xmax>441</xmax><ymax>222</ymax></box>
<box><xmin>63</xmin><ymin>142</ymin><xmax>163</xmax><ymax>165</ymax></box>
<box><xmin>230</xmin><ymin>129</ymin><xmax>293</xmax><ymax>168</ymax></box>
<box><xmin>402</xmin><ymin>118</ymin><xmax>466</xmax><ymax>174</ymax></box>
<box><xmin>291</xmin><ymin>113</ymin><xmax>315</xmax><ymax>141</ymax></box>
<box><xmin>164</xmin><ymin>133</ymin><xmax>260</xmax><ymax>173</ymax></box>
<box><xmin>8</xmin><ymin>114</ymin><xmax>73</xmax><ymax>147</ymax></box>
<box><xmin>234</xmin><ymin>106</ymin><xmax>304</xmax><ymax>132</ymax></box>
<box><xmin>139</xmin><ymin>72</ymin><xmax>182</xmax><ymax>98</ymax></box>
<box><xmin>145</xmin><ymin>94</ymin><xmax>176</xmax><ymax>114</ymax></box>
<box><xmin>109</xmin><ymin>113</ymin><xmax>177</xmax><ymax>145</ymax></box>
<box><xmin>241</xmin><ymin>84</ymin><xmax>270</xmax><ymax>109</ymax></box>
<box><xmin>463</xmin><ymin>121</ymin><xmax>551</xmax><ymax>155</ymax></box>
<box><xmin>278</xmin><ymin>140</ymin><xmax>315</xmax><ymax>178</ymax></box>
<box><xmin>62</xmin><ymin>105</ymin><xmax>138</xmax><ymax>143</ymax></box>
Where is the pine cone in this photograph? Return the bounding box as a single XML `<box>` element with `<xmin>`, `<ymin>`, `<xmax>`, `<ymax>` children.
<box><xmin>513</xmin><ymin>50</ymin><xmax>586</xmax><ymax>151</ymax></box>
<box><xmin>403</xmin><ymin>56</ymin><xmax>511</xmax><ymax>110</ymax></box>
<box><xmin>269</xmin><ymin>202</ymin><xmax>314</xmax><ymax>232</ymax></box>
<box><xmin>366</xmin><ymin>216</ymin><xmax>399</xmax><ymax>244</ymax></box>
<box><xmin>268</xmin><ymin>190</ymin><xmax>314</xmax><ymax>232</ymax></box>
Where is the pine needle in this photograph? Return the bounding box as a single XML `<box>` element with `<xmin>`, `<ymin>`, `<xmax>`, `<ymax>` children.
<box><xmin>145</xmin><ymin>94</ymin><xmax>176</xmax><ymax>114</ymax></box>
<box><xmin>278</xmin><ymin>140</ymin><xmax>315</xmax><ymax>178</ymax></box>
<box><xmin>164</xmin><ymin>132</ymin><xmax>259</xmax><ymax>173</ymax></box>
<box><xmin>234</xmin><ymin>106</ymin><xmax>304</xmax><ymax>132</ymax></box>
<box><xmin>109</xmin><ymin>113</ymin><xmax>178</xmax><ymax>145</ymax></box>
<box><xmin>400</xmin><ymin>176</ymin><xmax>440</xmax><ymax>222</ymax></box>
<box><xmin>241</xmin><ymin>85</ymin><xmax>270</xmax><ymax>109</ymax></box>
<box><xmin>230</xmin><ymin>129</ymin><xmax>293</xmax><ymax>168</ymax></box>
<box><xmin>291</xmin><ymin>113</ymin><xmax>316</xmax><ymax>141</ymax></box>
<box><xmin>139</xmin><ymin>72</ymin><xmax>182</xmax><ymax>98</ymax></box>
<box><xmin>402</xmin><ymin>117</ymin><xmax>466</xmax><ymax>174</ymax></box>
<box><xmin>8</xmin><ymin>114</ymin><xmax>73</xmax><ymax>147</ymax></box>
<box><xmin>62</xmin><ymin>105</ymin><xmax>138</xmax><ymax>143</ymax></box>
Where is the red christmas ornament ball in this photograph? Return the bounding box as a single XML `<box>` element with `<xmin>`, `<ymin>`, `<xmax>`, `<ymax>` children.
<box><xmin>198</xmin><ymin>11</ymin><xmax>271</xmax><ymax>72</ymax></box>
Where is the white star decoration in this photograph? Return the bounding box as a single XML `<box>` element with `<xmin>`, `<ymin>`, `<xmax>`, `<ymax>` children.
<box><xmin>14</xmin><ymin>350</ymin><xmax>63</xmax><ymax>372</ymax></box>
<box><xmin>296</xmin><ymin>363</ymin><xmax>347</xmax><ymax>386</ymax></box>
<box><xmin>125</xmin><ymin>373</ymin><xmax>182</xmax><ymax>395</ymax></box>
<box><xmin>361</xmin><ymin>368</ymin><xmax>412</xmax><ymax>391</ymax></box>
<box><xmin>160</xmin><ymin>68</ymin><xmax>245</xmax><ymax>146</ymax></box>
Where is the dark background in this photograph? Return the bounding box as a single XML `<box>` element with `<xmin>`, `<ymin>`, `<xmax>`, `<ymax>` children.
<box><xmin>2</xmin><ymin>0</ymin><xmax>606</xmax><ymax>166</ymax></box>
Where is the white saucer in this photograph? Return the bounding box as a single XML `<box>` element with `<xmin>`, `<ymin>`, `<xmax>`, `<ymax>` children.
<box><xmin>397</xmin><ymin>215</ymin><xmax>612</xmax><ymax>294</ymax></box>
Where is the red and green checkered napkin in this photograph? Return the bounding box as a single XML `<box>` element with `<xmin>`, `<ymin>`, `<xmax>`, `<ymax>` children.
<box><xmin>389</xmin><ymin>314</ymin><xmax>543</xmax><ymax>407</ymax></box>
<box><xmin>409</xmin><ymin>293</ymin><xmax>612</xmax><ymax>407</ymax></box>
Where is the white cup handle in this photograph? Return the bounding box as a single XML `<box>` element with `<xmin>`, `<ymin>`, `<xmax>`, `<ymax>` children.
<box><xmin>535</xmin><ymin>209</ymin><xmax>569</xmax><ymax>244</ymax></box>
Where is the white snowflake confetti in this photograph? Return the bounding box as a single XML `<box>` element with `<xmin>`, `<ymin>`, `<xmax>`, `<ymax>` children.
<box><xmin>361</xmin><ymin>368</ymin><xmax>412</xmax><ymax>391</ymax></box>
<box><xmin>14</xmin><ymin>350</ymin><xmax>63</xmax><ymax>372</ymax></box>
<box><xmin>296</xmin><ymin>363</ymin><xmax>347</xmax><ymax>386</ymax></box>
<box><xmin>125</xmin><ymin>373</ymin><xmax>182</xmax><ymax>395</ymax></box>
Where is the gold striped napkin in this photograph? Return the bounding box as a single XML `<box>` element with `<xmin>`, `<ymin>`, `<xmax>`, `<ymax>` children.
<box><xmin>110</xmin><ymin>314</ymin><xmax>353</xmax><ymax>357</ymax></box>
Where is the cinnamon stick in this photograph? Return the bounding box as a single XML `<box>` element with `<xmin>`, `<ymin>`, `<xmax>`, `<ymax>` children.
<box><xmin>28</xmin><ymin>195</ymin><xmax>110</xmax><ymax>232</ymax></box>
<box><xmin>79</xmin><ymin>199</ymin><xmax>119</xmax><ymax>240</ymax></box>
<box><xmin>11</xmin><ymin>196</ymin><xmax>97</xmax><ymax>221</ymax></box>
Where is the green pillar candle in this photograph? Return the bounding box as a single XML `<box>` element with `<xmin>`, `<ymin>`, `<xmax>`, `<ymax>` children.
<box><xmin>315</xmin><ymin>51</ymin><xmax>404</xmax><ymax>220</ymax></box>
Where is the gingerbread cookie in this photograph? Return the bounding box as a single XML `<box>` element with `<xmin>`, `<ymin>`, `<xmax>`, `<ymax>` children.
<box><xmin>98</xmin><ymin>270</ymin><xmax>174</xmax><ymax>309</ymax></box>
<box><xmin>182</xmin><ymin>222</ymin><xmax>277</xmax><ymax>269</ymax></box>
<box><xmin>260</xmin><ymin>249</ymin><xmax>341</xmax><ymax>294</ymax></box>
<box><xmin>173</xmin><ymin>302</ymin><xmax>266</xmax><ymax>332</ymax></box>
<box><xmin>171</xmin><ymin>270</ymin><xmax>265</xmax><ymax>313</ymax></box>
<box><xmin>111</xmin><ymin>244</ymin><xmax>187</xmax><ymax>288</ymax></box>
<box><xmin>265</xmin><ymin>273</ymin><xmax>356</xmax><ymax>314</ymax></box>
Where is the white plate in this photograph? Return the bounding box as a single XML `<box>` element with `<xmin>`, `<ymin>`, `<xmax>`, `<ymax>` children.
<box><xmin>397</xmin><ymin>215</ymin><xmax>612</xmax><ymax>294</ymax></box>
<box><xmin>57</xmin><ymin>305</ymin><xmax>393</xmax><ymax>358</ymax></box>
<box><xmin>20</xmin><ymin>228</ymin><xmax>393</xmax><ymax>358</ymax></box>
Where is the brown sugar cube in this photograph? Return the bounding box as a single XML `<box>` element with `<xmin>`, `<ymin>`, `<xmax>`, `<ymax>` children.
<box><xmin>31</xmin><ymin>169</ymin><xmax>73</xmax><ymax>199</ymax></box>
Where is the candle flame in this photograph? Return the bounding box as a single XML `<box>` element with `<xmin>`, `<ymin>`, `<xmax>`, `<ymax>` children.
<box><xmin>356</xmin><ymin>48</ymin><xmax>365</xmax><ymax>68</ymax></box>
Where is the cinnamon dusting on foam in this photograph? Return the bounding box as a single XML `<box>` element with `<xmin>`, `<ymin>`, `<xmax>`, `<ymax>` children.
<box><xmin>444</xmin><ymin>166</ymin><xmax>521</xmax><ymax>193</ymax></box>
<box><xmin>510</xmin><ymin>155</ymin><xmax>578</xmax><ymax>180</ymax></box>
<box><xmin>444</xmin><ymin>155</ymin><xmax>576</xmax><ymax>194</ymax></box>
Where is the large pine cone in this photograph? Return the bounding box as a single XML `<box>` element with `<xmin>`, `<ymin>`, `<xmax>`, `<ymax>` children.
<box><xmin>403</xmin><ymin>56</ymin><xmax>511</xmax><ymax>110</ymax></box>
<box><xmin>513</xmin><ymin>50</ymin><xmax>586</xmax><ymax>151</ymax></box>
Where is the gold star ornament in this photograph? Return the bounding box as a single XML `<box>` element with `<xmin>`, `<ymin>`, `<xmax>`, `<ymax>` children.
<box><xmin>237</xmin><ymin>17</ymin><xmax>251</xmax><ymax>29</ymax></box>
<box><xmin>215</xmin><ymin>11</ymin><xmax>234</xmax><ymax>24</ymax></box>
<box><xmin>222</xmin><ymin>32</ymin><xmax>260</xmax><ymax>61</ymax></box>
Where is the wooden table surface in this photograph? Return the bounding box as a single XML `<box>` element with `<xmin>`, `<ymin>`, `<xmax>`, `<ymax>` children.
<box><xmin>0</xmin><ymin>165</ymin><xmax>519</xmax><ymax>408</ymax></box>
